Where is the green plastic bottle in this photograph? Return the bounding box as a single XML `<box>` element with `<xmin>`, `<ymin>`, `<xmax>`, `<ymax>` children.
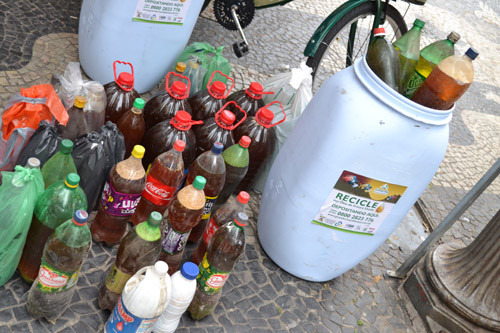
<box><xmin>366</xmin><ymin>27</ymin><xmax>400</xmax><ymax>91</ymax></box>
<box><xmin>215</xmin><ymin>136</ymin><xmax>251</xmax><ymax>208</ymax></box>
<box><xmin>41</xmin><ymin>139</ymin><xmax>77</xmax><ymax>189</ymax></box>
<box><xmin>402</xmin><ymin>31</ymin><xmax>460</xmax><ymax>98</ymax></box>
<box><xmin>393</xmin><ymin>19</ymin><xmax>425</xmax><ymax>92</ymax></box>
<box><xmin>17</xmin><ymin>173</ymin><xmax>88</xmax><ymax>283</ymax></box>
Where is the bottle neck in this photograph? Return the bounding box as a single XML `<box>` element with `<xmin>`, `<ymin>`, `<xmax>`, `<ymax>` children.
<box><xmin>131</xmin><ymin>106</ymin><xmax>143</xmax><ymax>115</ymax></box>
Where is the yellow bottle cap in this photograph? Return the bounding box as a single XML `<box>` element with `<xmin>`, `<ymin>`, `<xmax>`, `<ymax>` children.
<box><xmin>176</xmin><ymin>62</ymin><xmax>186</xmax><ymax>73</ymax></box>
<box><xmin>131</xmin><ymin>145</ymin><xmax>145</xmax><ymax>159</ymax></box>
<box><xmin>74</xmin><ymin>95</ymin><xmax>87</xmax><ymax>108</ymax></box>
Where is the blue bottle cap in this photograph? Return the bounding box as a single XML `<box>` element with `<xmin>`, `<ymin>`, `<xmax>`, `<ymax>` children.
<box><xmin>181</xmin><ymin>262</ymin><xmax>199</xmax><ymax>280</ymax></box>
<box><xmin>73</xmin><ymin>210</ymin><xmax>89</xmax><ymax>226</ymax></box>
<box><xmin>465</xmin><ymin>47</ymin><xmax>479</xmax><ymax>60</ymax></box>
<box><xmin>212</xmin><ymin>142</ymin><xmax>224</xmax><ymax>155</ymax></box>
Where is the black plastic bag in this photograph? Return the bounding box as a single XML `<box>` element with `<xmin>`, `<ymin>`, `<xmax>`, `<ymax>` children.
<box><xmin>72</xmin><ymin>122</ymin><xmax>125</xmax><ymax>210</ymax></box>
<box><xmin>17</xmin><ymin>121</ymin><xmax>62</xmax><ymax>167</ymax></box>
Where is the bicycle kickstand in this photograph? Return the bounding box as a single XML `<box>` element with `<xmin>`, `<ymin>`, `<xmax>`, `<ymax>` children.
<box><xmin>230</xmin><ymin>5</ymin><xmax>250</xmax><ymax>58</ymax></box>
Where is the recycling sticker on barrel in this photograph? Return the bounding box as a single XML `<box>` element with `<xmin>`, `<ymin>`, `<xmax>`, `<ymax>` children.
<box><xmin>312</xmin><ymin>170</ymin><xmax>407</xmax><ymax>236</ymax></box>
<box><xmin>133</xmin><ymin>0</ymin><xmax>191</xmax><ymax>25</ymax></box>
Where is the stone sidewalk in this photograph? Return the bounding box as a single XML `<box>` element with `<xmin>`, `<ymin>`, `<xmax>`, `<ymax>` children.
<box><xmin>0</xmin><ymin>0</ymin><xmax>499</xmax><ymax>332</ymax></box>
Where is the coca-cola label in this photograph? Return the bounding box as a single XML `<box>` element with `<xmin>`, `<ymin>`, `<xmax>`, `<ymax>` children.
<box><xmin>105</xmin><ymin>296</ymin><xmax>159</xmax><ymax>333</ymax></box>
<box><xmin>37</xmin><ymin>260</ymin><xmax>79</xmax><ymax>293</ymax></box>
<box><xmin>141</xmin><ymin>174</ymin><xmax>176</xmax><ymax>207</ymax></box>
<box><xmin>101</xmin><ymin>179</ymin><xmax>141</xmax><ymax>217</ymax></box>
<box><xmin>197</xmin><ymin>253</ymin><xmax>230</xmax><ymax>295</ymax></box>
<box><xmin>202</xmin><ymin>217</ymin><xmax>218</xmax><ymax>245</ymax></box>
<box><xmin>105</xmin><ymin>263</ymin><xmax>132</xmax><ymax>294</ymax></box>
<box><xmin>201</xmin><ymin>195</ymin><xmax>218</xmax><ymax>220</ymax></box>
<box><xmin>161</xmin><ymin>222</ymin><xmax>188</xmax><ymax>254</ymax></box>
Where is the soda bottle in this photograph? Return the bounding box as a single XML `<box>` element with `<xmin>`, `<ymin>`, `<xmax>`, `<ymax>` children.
<box><xmin>26</xmin><ymin>210</ymin><xmax>91</xmax><ymax>323</ymax></box>
<box><xmin>104</xmin><ymin>61</ymin><xmax>140</xmax><ymax>123</ymax></box>
<box><xmin>191</xmin><ymin>191</ymin><xmax>249</xmax><ymax>265</ymax></box>
<box><xmin>91</xmin><ymin>145</ymin><xmax>147</xmax><ymax>246</ymax></box>
<box><xmin>227</xmin><ymin>82</ymin><xmax>268</xmax><ymax>121</ymax></box>
<box><xmin>403</xmin><ymin>31</ymin><xmax>461</xmax><ymax>98</ymax></box>
<box><xmin>393</xmin><ymin>19</ymin><xmax>425</xmax><ymax>92</ymax></box>
<box><xmin>104</xmin><ymin>261</ymin><xmax>171</xmax><ymax>333</ymax></box>
<box><xmin>143</xmin><ymin>72</ymin><xmax>192</xmax><ymax>131</ymax></box>
<box><xmin>193</xmin><ymin>101</ymin><xmax>247</xmax><ymax>157</ymax></box>
<box><xmin>187</xmin><ymin>212</ymin><xmax>248</xmax><ymax>320</ymax></box>
<box><xmin>98</xmin><ymin>211</ymin><xmax>163</xmax><ymax>311</ymax></box>
<box><xmin>153</xmin><ymin>262</ymin><xmax>199</xmax><ymax>333</ymax></box>
<box><xmin>159</xmin><ymin>175</ymin><xmax>206</xmax><ymax>275</ymax></box>
<box><xmin>18</xmin><ymin>173</ymin><xmax>87</xmax><ymax>283</ymax></box>
<box><xmin>233</xmin><ymin>102</ymin><xmax>286</xmax><ymax>190</ymax></box>
<box><xmin>142</xmin><ymin>110</ymin><xmax>202</xmax><ymax>171</ymax></box>
<box><xmin>412</xmin><ymin>48</ymin><xmax>478</xmax><ymax>110</ymax></box>
<box><xmin>214</xmin><ymin>136</ymin><xmax>251</xmax><ymax>208</ymax></box>
<box><xmin>366</xmin><ymin>27</ymin><xmax>401</xmax><ymax>91</ymax></box>
<box><xmin>116</xmin><ymin>97</ymin><xmax>146</xmax><ymax>157</ymax></box>
<box><xmin>56</xmin><ymin>95</ymin><xmax>89</xmax><ymax>141</ymax></box>
<box><xmin>186</xmin><ymin>142</ymin><xmax>226</xmax><ymax>244</ymax></box>
<box><xmin>189</xmin><ymin>71</ymin><xmax>235</xmax><ymax>120</ymax></box>
<box><xmin>185</xmin><ymin>56</ymin><xmax>205</xmax><ymax>96</ymax></box>
<box><xmin>41</xmin><ymin>139</ymin><xmax>77</xmax><ymax>189</ymax></box>
<box><xmin>131</xmin><ymin>140</ymin><xmax>186</xmax><ymax>226</ymax></box>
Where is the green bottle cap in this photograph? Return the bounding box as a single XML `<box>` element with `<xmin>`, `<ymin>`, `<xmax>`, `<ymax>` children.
<box><xmin>133</xmin><ymin>98</ymin><xmax>145</xmax><ymax>110</ymax></box>
<box><xmin>147</xmin><ymin>211</ymin><xmax>163</xmax><ymax>227</ymax></box>
<box><xmin>60</xmin><ymin>139</ymin><xmax>74</xmax><ymax>154</ymax></box>
<box><xmin>413</xmin><ymin>19</ymin><xmax>425</xmax><ymax>29</ymax></box>
<box><xmin>193</xmin><ymin>175</ymin><xmax>206</xmax><ymax>190</ymax></box>
<box><xmin>65</xmin><ymin>173</ymin><xmax>80</xmax><ymax>188</ymax></box>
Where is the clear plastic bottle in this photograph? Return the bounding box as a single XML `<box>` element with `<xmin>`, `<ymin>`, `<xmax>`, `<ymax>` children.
<box><xmin>41</xmin><ymin>139</ymin><xmax>77</xmax><ymax>189</ymax></box>
<box><xmin>411</xmin><ymin>47</ymin><xmax>478</xmax><ymax>110</ymax></box>
<box><xmin>187</xmin><ymin>212</ymin><xmax>248</xmax><ymax>320</ymax></box>
<box><xmin>104</xmin><ymin>61</ymin><xmax>140</xmax><ymax>123</ymax></box>
<box><xmin>57</xmin><ymin>95</ymin><xmax>89</xmax><ymax>141</ymax></box>
<box><xmin>116</xmin><ymin>97</ymin><xmax>146</xmax><ymax>157</ymax></box>
<box><xmin>83</xmin><ymin>82</ymin><xmax>106</xmax><ymax>132</ymax></box>
<box><xmin>366</xmin><ymin>27</ymin><xmax>400</xmax><ymax>91</ymax></box>
<box><xmin>153</xmin><ymin>262</ymin><xmax>199</xmax><ymax>333</ymax></box>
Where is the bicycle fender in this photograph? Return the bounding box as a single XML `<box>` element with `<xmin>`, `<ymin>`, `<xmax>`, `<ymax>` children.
<box><xmin>303</xmin><ymin>0</ymin><xmax>373</xmax><ymax>57</ymax></box>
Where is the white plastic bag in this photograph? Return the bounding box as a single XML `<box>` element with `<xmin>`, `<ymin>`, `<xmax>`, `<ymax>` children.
<box><xmin>254</xmin><ymin>61</ymin><xmax>313</xmax><ymax>192</ymax></box>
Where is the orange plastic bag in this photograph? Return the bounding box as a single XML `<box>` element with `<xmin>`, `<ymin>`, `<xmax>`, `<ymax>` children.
<box><xmin>2</xmin><ymin>84</ymin><xmax>67</xmax><ymax>140</ymax></box>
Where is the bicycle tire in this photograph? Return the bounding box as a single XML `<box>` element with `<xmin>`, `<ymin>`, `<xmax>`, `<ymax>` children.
<box><xmin>306</xmin><ymin>2</ymin><xmax>407</xmax><ymax>91</ymax></box>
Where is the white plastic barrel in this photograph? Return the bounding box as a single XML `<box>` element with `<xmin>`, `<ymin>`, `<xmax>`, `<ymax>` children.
<box><xmin>257</xmin><ymin>57</ymin><xmax>453</xmax><ymax>282</ymax></box>
<box><xmin>78</xmin><ymin>0</ymin><xmax>204</xmax><ymax>93</ymax></box>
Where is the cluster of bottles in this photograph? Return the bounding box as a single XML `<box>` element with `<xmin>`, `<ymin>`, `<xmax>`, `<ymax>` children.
<box><xmin>366</xmin><ymin>19</ymin><xmax>478</xmax><ymax>110</ymax></box>
<box><xmin>10</xmin><ymin>58</ymin><xmax>288</xmax><ymax>330</ymax></box>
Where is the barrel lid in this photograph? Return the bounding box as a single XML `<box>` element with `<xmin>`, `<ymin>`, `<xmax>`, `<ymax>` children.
<box><xmin>237</xmin><ymin>191</ymin><xmax>250</xmax><ymax>204</ymax></box>
<box><xmin>60</xmin><ymin>139</ymin><xmax>74</xmax><ymax>153</ymax></box>
<box><xmin>234</xmin><ymin>212</ymin><xmax>248</xmax><ymax>227</ymax></box>
<box><xmin>220</xmin><ymin>110</ymin><xmax>236</xmax><ymax>125</ymax></box>
<box><xmin>181</xmin><ymin>262</ymin><xmax>199</xmax><ymax>280</ymax></box>
<box><xmin>74</xmin><ymin>95</ymin><xmax>87</xmax><ymax>108</ymax></box>
<box><xmin>73</xmin><ymin>210</ymin><xmax>89</xmax><ymax>226</ymax></box>
<box><xmin>193</xmin><ymin>175</ymin><xmax>206</xmax><ymax>190</ymax></box>
<box><xmin>172</xmin><ymin>81</ymin><xmax>188</xmax><ymax>96</ymax></box>
<box><xmin>117</xmin><ymin>72</ymin><xmax>134</xmax><ymax>86</ymax></box>
<box><xmin>210</xmin><ymin>81</ymin><xmax>226</xmax><ymax>95</ymax></box>
<box><xmin>212</xmin><ymin>142</ymin><xmax>224</xmax><ymax>154</ymax></box>
<box><xmin>174</xmin><ymin>139</ymin><xmax>186</xmax><ymax>152</ymax></box>
<box><xmin>147</xmin><ymin>211</ymin><xmax>163</xmax><ymax>227</ymax></box>
<box><xmin>133</xmin><ymin>98</ymin><xmax>145</xmax><ymax>109</ymax></box>
<box><xmin>413</xmin><ymin>19</ymin><xmax>425</xmax><ymax>29</ymax></box>
<box><xmin>131</xmin><ymin>145</ymin><xmax>145</xmax><ymax>159</ymax></box>
<box><xmin>447</xmin><ymin>31</ymin><xmax>460</xmax><ymax>43</ymax></box>
<box><xmin>465</xmin><ymin>47</ymin><xmax>479</xmax><ymax>60</ymax></box>
<box><xmin>65</xmin><ymin>173</ymin><xmax>80</xmax><ymax>188</ymax></box>
<box><xmin>257</xmin><ymin>107</ymin><xmax>274</xmax><ymax>124</ymax></box>
<box><xmin>239</xmin><ymin>136</ymin><xmax>251</xmax><ymax>148</ymax></box>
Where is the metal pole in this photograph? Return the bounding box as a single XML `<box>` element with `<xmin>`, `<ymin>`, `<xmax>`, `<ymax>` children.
<box><xmin>388</xmin><ymin>157</ymin><xmax>500</xmax><ymax>279</ymax></box>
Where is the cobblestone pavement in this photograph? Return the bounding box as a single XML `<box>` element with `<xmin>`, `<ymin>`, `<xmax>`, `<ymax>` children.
<box><xmin>0</xmin><ymin>0</ymin><xmax>499</xmax><ymax>332</ymax></box>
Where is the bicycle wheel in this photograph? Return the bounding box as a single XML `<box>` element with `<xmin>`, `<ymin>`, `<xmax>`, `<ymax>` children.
<box><xmin>306</xmin><ymin>2</ymin><xmax>407</xmax><ymax>91</ymax></box>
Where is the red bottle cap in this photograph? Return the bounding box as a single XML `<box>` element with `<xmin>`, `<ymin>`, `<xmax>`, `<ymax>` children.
<box><xmin>171</xmin><ymin>81</ymin><xmax>187</xmax><ymax>96</ymax></box>
<box><xmin>175</xmin><ymin>110</ymin><xmax>192</xmax><ymax>124</ymax></box>
<box><xmin>256</xmin><ymin>107</ymin><xmax>274</xmax><ymax>124</ymax></box>
<box><xmin>210</xmin><ymin>81</ymin><xmax>227</xmax><ymax>96</ymax></box>
<box><xmin>173</xmin><ymin>139</ymin><xmax>186</xmax><ymax>152</ymax></box>
<box><xmin>117</xmin><ymin>72</ymin><xmax>134</xmax><ymax>87</ymax></box>
<box><xmin>246</xmin><ymin>82</ymin><xmax>264</xmax><ymax>97</ymax></box>
<box><xmin>220</xmin><ymin>110</ymin><xmax>236</xmax><ymax>125</ymax></box>
<box><xmin>239</xmin><ymin>135</ymin><xmax>251</xmax><ymax>148</ymax></box>
<box><xmin>237</xmin><ymin>191</ymin><xmax>250</xmax><ymax>204</ymax></box>
<box><xmin>373</xmin><ymin>27</ymin><xmax>385</xmax><ymax>37</ymax></box>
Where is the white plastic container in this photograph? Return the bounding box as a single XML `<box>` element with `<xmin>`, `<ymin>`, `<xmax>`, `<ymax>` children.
<box><xmin>153</xmin><ymin>262</ymin><xmax>198</xmax><ymax>333</ymax></box>
<box><xmin>257</xmin><ymin>57</ymin><xmax>453</xmax><ymax>282</ymax></box>
<box><xmin>105</xmin><ymin>261</ymin><xmax>172</xmax><ymax>333</ymax></box>
<box><xmin>78</xmin><ymin>0</ymin><xmax>204</xmax><ymax>93</ymax></box>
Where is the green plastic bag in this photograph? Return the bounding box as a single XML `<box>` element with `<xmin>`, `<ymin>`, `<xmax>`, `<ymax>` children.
<box><xmin>175</xmin><ymin>42</ymin><xmax>231</xmax><ymax>89</ymax></box>
<box><xmin>0</xmin><ymin>165</ymin><xmax>44</xmax><ymax>286</ymax></box>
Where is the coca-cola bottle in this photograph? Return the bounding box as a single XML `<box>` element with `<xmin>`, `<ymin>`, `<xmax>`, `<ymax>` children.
<box><xmin>56</xmin><ymin>95</ymin><xmax>89</xmax><ymax>141</ymax></box>
<box><xmin>143</xmin><ymin>72</ymin><xmax>192</xmax><ymax>132</ymax></box>
<box><xmin>189</xmin><ymin>71</ymin><xmax>235</xmax><ymax>120</ymax></box>
<box><xmin>159</xmin><ymin>175</ymin><xmax>206</xmax><ymax>275</ymax></box>
<box><xmin>116</xmin><ymin>97</ymin><xmax>146</xmax><ymax>157</ymax></box>
<box><xmin>193</xmin><ymin>101</ymin><xmax>246</xmax><ymax>157</ymax></box>
<box><xmin>131</xmin><ymin>140</ymin><xmax>186</xmax><ymax>226</ymax></box>
<box><xmin>90</xmin><ymin>145</ymin><xmax>147</xmax><ymax>246</ymax></box>
<box><xmin>233</xmin><ymin>102</ymin><xmax>285</xmax><ymax>190</ymax></box>
<box><xmin>227</xmin><ymin>82</ymin><xmax>269</xmax><ymax>122</ymax></box>
<box><xmin>186</xmin><ymin>142</ymin><xmax>226</xmax><ymax>244</ymax></box>
<box><xmin>104</xmin><ymin>61</ymin><xmax>140</xmax><ymax>123</ymax></box>
<box><xmin>142</xmin><ymin>110</ymin><xmax>202</xmax><ymax>171</ymax></box>
<box><xmin>191</xmin><ymin>191</ymin><xmax>249</xmax><ymax>265</ymax></box>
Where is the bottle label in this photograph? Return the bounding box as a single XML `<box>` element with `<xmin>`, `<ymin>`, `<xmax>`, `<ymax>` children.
<box><xmin>37</xmin><ymin>260</ymin><xmax>79</xmax><ymax>293</ymax></box>
<box><xmin>105</xmin><ymin>296</ymin><xmax>160</xmax><ymax>333</ymax></box>
<box><xmin>161</xmin><ymin>222</ymin><xmax>188</xmax><ymax>254</ymax></box>
<box><xmin>312</xmin><ymin>170</ymin><xmax>407</xmax><ymax>236</ymax></box>
<box><xmin>202</xmin><ymin>217</ymin><xmax>218</xmax><ymax>245</ymax></box>
<box><xmin>101</xmin><ymin>179</ymin><xmax>141</xmax><ymax>216</ymax></box>
<box><xmin>403</xmin><ymin>70</ymin><xmax>426</xmax><ymax>98</ymax></box>
<box><xmin>141</xmin><ymin>174</ymin><xmax>176</xmax><ymax>207</ymax></box>
<box><xmin>197</xmin><ymin>253</ymin><xmax>230</xmax><ymax>295</ymax></box>
<box><xmin>202</xmin><ymin>195</ymin><xmax>218</xmax><ymax>220</ymax></box>
<box><xmin>105</xmin><ymin>263</ymin><xmax>132</xmax><ymax>294</ymax></box>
